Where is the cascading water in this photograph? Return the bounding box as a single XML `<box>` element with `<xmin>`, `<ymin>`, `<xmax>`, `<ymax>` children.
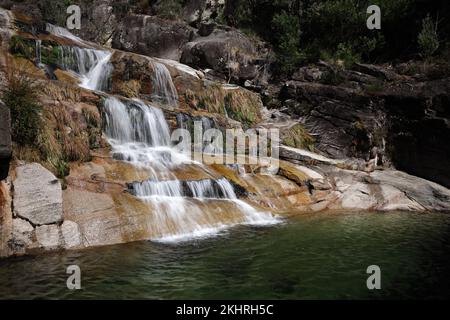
<box><xmin>102</xmin><ymin>96</ymin><xmax>278</xmax><ymax>241</ymax></box>
<box><xmin>57</xmin><ymin>37</ymin><xmax>278</xmax><ymax>241</ymax></box>
<box><xmin>59</xmin><ymin>46</ymin><xmax>112</xmax><ymax>91</ymax></box>
<box><xmin>35</xmin><ymin>40</ymin><xmax>43</xmax><ymax>67</ymax></box>
<box><xmin>151</xmin><ymin>62</ymin><xmax>179</xmax><ymax>107</ymax></box>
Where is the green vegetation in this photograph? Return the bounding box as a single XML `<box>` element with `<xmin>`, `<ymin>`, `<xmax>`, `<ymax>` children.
<box><xmin>9</xmin><ymin>36</ymin><xmax>35</xmax><ymax>60</ymax></box>
<box><xmin>2</xmin><ymin>67</ymin><xmax>42</xmax><ymax>146</ymax></box>
<box><xmin>271</xmin><ymin>11</ymin><xmax>304</xmax><ymax>74</ymax></box>
<box><xmin>418</xmin><ymin>14</ymin><xmax>440</xmax><ymax>59</ymax></box>
<box><xmin>282</xmin><ymin>124</ymin><xmax>315</xmax><ymax>151</ymax></box>
<box><xmin>224</xmin><ymin>0</ymin><xmax>449</xmax><ymax>76</ymax></box>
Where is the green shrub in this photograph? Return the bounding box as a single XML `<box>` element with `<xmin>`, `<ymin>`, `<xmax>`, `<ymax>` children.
<box><xmin>418</xmin><ymin>14</ymin><xmax>439</xmax><ymax>59</ymax></box>
<box><xmin>272</xmin><ymin>10</ymin><xmax>304</xmax><ymax>75</ymax></box>
<box><xmin>335</xmin><ymin>43</ymin><xmax>361</xmax><ymax>68</ymax></box>
<box><xmin>2</xmin><ymin>69</ymin><xmax>42</xmax><ymax>146</ymax></box>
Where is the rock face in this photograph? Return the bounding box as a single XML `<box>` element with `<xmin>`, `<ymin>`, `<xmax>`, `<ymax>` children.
<box><xmin>10</xmin><ymin>218</ymin><xmax>35</xmax><ymax>253</ymax></box>
<box><xmin>381</xmin><ymin>78</ymin><xmax>450</xmax><ymax>189</ymax></box>
<box><xmin>2</xmin><ymin>7</ymin><xmax>450</xmax><ymax>261</ymax></box>
<box><xmin>279</xmin><ymin>63</ymin><xmax>450</xmax><ymax>188</ymax></box>
<box><xmin>280</xmin><ymin>80</ymin><xmax>386</xmax><ymax>161</ymax></box>
<box><xmin>0</xmin><ymin>100</ymin><xmax>11</xmax><ymax>180</ymax></box>
<box><xmin>181</xmin><ymin>28</ymin><xmax>270</xmax><ymax>84</ymax></box>
<box><xmin>13</xmin><ymin>163</ymin><xmax>63</xmax><ymax>226</ymax></box>
<box><xmin>35</xmin><ymin>224</ymin><xmax>61</xmax><ymax>250</ymax></box>
<box><xmin>112</xmin><ymin>14</ymin><xmax>195</xmax><ymax>61</ymax></box>
<box><xmin>61</xmin><ymin>220</ymin><xmax>82</xmax><ymax>249</ymax></box>
<box><xmin>73</xmin><ymin>0</ymin><xmax>117</xmax><ymax>45</ymax></box>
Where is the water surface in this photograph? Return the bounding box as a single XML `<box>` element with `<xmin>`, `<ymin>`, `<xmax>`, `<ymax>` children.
<box><xmin>1</xmin><ymin>212</ymin><xmax>449</xmax><ymax>299</ymax></box>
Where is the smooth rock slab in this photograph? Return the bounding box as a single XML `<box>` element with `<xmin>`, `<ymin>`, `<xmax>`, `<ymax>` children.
<box><xmin>61</xmin><ymin>220</ymin><xmax>82</xmax><ymax>249</ymax></box>
<box><xmin>11</xmin><ymin>218</ymin><xmax>34</xmax><ymax>248</ymax></box>
<box><xmin>13</xmin><ymin>163</ymin><xmax>63</xmax><ymax>226</ymax></box>
<box><xmin>35</xmin><ymin>225</ymin><xmax>61</xmax><ymax>250</ymax></box>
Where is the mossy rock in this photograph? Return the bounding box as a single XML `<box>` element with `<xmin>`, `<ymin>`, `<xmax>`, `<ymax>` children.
<box><xmin>281</xmin><ymin>124</ymin><xmax>315</xmax><ymax>151</ymax></box>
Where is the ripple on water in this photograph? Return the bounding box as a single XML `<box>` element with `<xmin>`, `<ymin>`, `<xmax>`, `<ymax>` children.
<box><xmin>0</xmin><ymin>211</ymin><xmax>449</xmax><ymax>299</ymax></box>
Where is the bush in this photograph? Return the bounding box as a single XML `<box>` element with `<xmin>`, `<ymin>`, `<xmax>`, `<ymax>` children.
<box><xmin>418</xmin><ymin>14</ymin><xmax>439</xmax><ymax>59</ymax></box>
<box><xmin>2</xmin><ymin>66</ymin><xmax>42</xmax><ymax>146</ymax></box>
<box><xmin>272</xmin><ymin>11</ymin><xmax>304</xmax><ymax>75</ymax></box>
<box><xmin>151</xmin><ymin>0</ymin><xmax>184</xmax><ymax>19</ymax></box>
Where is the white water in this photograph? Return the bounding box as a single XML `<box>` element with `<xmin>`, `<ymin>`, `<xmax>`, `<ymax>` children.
<box><xmin>60</xmin><ymin>44</ymin><xmax>278</xmax><ymax>241</ymax></box>
<box><xmin>46</xmin><ymin>23</ymin><xmax>85</xmax><ymax>43</ymax></box>
<box><xmin>151</xmin><ymin>62</ymin><xmax>179</xmax><ymax>107</ymax></box>
<box><xmin>103</xmin><ymin>96</ymin><xmax>278</xmax><ymax>241</ymax></box>
<box><xmin>58</xmin><ymin>46</ymin><xmax>112</xmax><ymax>91</ymax></box>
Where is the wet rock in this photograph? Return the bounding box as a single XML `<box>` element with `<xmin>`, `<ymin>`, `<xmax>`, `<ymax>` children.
<box><xmin>279</xmin><ymin>145</ymin><xmax>342</xmax><ymax>165</ymax></box>
<box><xmin>13</xmin><ymin>163</ymin><xmax>63</xmax><ymax>226</ymax></box>
<box><xmin>35</xmin><ymin>224</ymin><xmax>61</xmax><ymax>250</ymax></box>
<box><xmin>10</xmin><ymin>218</ymin><xmax>34</xmax><ymax>251</ymax></box>
<box><xmin>112</xmin><ymin>14</ymin><xmax>195</xmax><ymax>61</ymax></box>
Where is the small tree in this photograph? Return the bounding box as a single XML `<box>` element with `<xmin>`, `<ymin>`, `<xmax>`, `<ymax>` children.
<box><xmin>272</xmin><ymin>11</ymin><xmax>303</xmax><ymax>75</ymax></box>
<box><xmin>418</xmin><ymin>14</ymin><xmax>439</xmax><ymax>59</ymax></box>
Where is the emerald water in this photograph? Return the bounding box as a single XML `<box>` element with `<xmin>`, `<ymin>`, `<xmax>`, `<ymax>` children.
<box><xmin>1</xmin><ymin>212</ymin><xmax>450</xmax><ymax>299</ymax></box>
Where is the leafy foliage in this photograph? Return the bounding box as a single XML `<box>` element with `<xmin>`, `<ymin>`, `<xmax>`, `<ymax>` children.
<box><xmin>272</xmin><ymin>11</ymin><xmax>304</xmax><ymax>74</ymax></box>
<box><xmin>418</xmin><ymin>14</ymin><xmax>439</xmax><ymax>59</ymax></box>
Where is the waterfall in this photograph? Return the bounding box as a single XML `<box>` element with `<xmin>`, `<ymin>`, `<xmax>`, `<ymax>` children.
<box><xmin>35</xmin><ymin>40</ymin><xmax>43</xmax><ymax>67</ymax></box>
<box><xmin>103</xmin><ymin>96</ymin><xmax>278</xmax><ymax>242</ymax></box>
<box><xmin>151</xmin><ymin>62</ymin><xmax>179</xmax><ymax>107</ymax></box>
<box><xmin>55</xmin><ymin>34</ymin><xmax>279</xmax><ymax>241</ymax></box>
<box><xmin>46</xmin><ymin>23</ymin><xmax>84</xmax><ymax>44</ymax></box>
<box><xmin>58</xmin><ymin>46</ymin><xmax>112</xmax><ymax>91</ymax></box>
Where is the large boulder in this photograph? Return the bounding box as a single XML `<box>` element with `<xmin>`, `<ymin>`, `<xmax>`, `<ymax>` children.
<box><xmin>112</xmin><ymin>14</ymin><xmax>195</xmax><ymax>61</ymax></box>
<box><xmin>0</xmin><ymin>100</ymin><xmax>11</xmax><ymax>180</ymax></box>
<box><xmin>71</xmin><ymin>0</ymin><xmax>117</xmax><ymax>45</ymax></box>
<box><xmin>181</xmin><ymin>28</ymin><xmax>271</xmax><ymax>85</ymax></box>
<box><xmin>13</xmin><ymin>163</ymin><xmax>63</xmax><ymax>226</ymax></box>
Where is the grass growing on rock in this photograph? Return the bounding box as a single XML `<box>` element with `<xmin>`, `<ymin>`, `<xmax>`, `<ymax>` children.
<box><xmin>2</xmin><ymin>60</ymin><xmax>43</xmax><ymax>147</ymax></box>
<box><xmin>2</xmin><ymin>58</ymin><xmax>100</xmax><ymax>178</ymax></box>
<box><xmin>183</xmin><ymin>85</ymin><xmax>262</xmax><ymax>128</ymax></box>
<box><xmin>282</xmin><ymin>124</ymin><xmax>315</xmax><ymax>151</ymax></box>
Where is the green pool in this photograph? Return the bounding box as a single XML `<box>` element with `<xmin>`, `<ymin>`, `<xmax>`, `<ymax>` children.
<box><xmin>1</xmin><ymin>211</ymin><xmax>449</xmax><ymax>299</ymax></box>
